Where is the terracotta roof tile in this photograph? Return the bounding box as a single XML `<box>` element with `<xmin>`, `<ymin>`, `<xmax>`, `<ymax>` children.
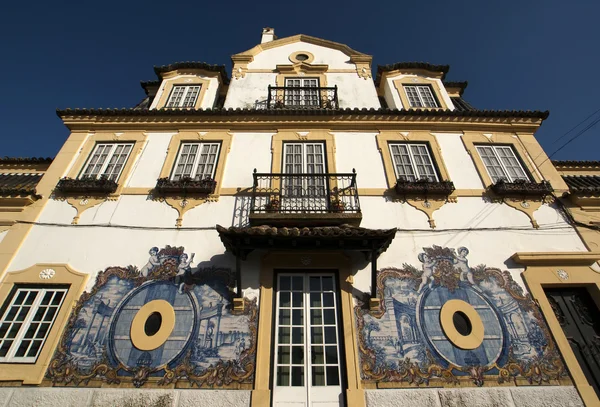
<box><xmin>0</xmin><ymin>173</ymin><xmax>43</xmax><ymax>197</ymax></box>
<box><xmin>563</xmin><ymin>175</ymin><xmax>600</xmax><ymax>196</ymax></box>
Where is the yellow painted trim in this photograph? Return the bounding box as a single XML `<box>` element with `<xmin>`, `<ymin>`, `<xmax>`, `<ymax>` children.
<box><xmin>252</xmin><ymin>252</ymin><xmax>364</xmax><ymax>407</ymax></box>
<box><xmin>520</xmin><ymin>256</ymin><xmax>600</xmax><ymax>407</ymax></box>
<box><xmin>154</xmin><ymin>71</ymin><xmax>215</xmax><ymax>110</ymax></box>
<box><xmin>0</xmin><ymin>263</ymin><xmax>88</xmax><ymax>384</ymax></box>
<box><xmin>271</xmin><ymin>130</ymin><xmax>336</xmax><ymax>174</ymax></box>
<box><xmin>375</xmin><ymin>131</ymin><xmax>454</xmax><ymax>227</ymax></box>
<box><xmin>461</xmin><ymin>132</ymin><xmax>542</xmax><ymax>187</ymax></box>
<box><xmin>62</xmin><ymin>132</ymin><xmax>146</xmax><ymax>224</ymax></box>
<box><xmin>274</xmin><ymin>63</ymin><xmax>328</xmax><ymax>87</ymax></box>
<box><xmin>0</xmin><ymin>131</ymin><xmax>89</xmax><ymax>282</ymax></box>
<box><xmin>232</xmin><ymin>33</ymin><xmax>370</xmax><ymax>61</ymax></box>
<box><xmin>392</xmin><ymin>77</ymin><xmax>448</xmax><ymax>110</ymax></box>
<box><xmin>439</xmin><ymin>299</ymin><xmax>485</xmax><ymax>350</ymax></box>
<box><xmin>66</xmin><ymin>132</ymin><xmax>147</xmax><ymax>196</ymax></box>
<box><xmin>288</xmin><ymin>51</ymin><xmax>315</xmax><ymax>64</ymax></box>
<box><xmin>130</xmin><ymin>300</ymin><xmax>176</xmax><ymax>351</ymax></box>
<box><xmin>512</xmin><ymin>252</ymin><xmax>600</xmax><ymax>266</ymax></box>
<box><xmin>157</xmin><ymin>130</ymin><xmax>232</xmax><ymax>226</ymax></box>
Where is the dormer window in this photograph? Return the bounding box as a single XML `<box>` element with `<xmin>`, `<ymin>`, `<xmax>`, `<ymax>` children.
<box><xmin>404</xmin><ymin>85</ymin><xmax>438</xmax><ymax>108</ymax></box>
<box><xmin>166</xmin><ymin>85</ymin><xmax>201</xmax><ymax>108</ymax></box>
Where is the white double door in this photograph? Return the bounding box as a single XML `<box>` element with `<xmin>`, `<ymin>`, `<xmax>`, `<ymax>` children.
<box><xmin>272</xmin><ymin>273</ymin><xmax>344</xmax><ymax>407</ymax></box>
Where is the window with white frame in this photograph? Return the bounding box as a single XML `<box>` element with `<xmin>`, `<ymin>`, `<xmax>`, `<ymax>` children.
<box><xmin>80</xmin><ymin>143</ymin><xmax>133</xmax><ymax>182</ymax></box>
<box><xmin>284</xmin><ymin>78</ymin><xmax>320</xmax><ymax>107</ymax></box>
<box><xmin>166</xmin><ymin>85</ymin><xmax>201</xmax><ymax>108</ymax></box>
<box><xmin>475</xmin><ymin>145</ymin><xmax>530</xmax><ymax>183</ymax></box>
<box><xmin>171</xmin><ymin>142</ymin><xmax>221</xmax><ymax>181</ymax></box>
<box><xmin>389</xmin><ymin>143</ymin><xmax>439</xmax><ymax>182</ymax></box>
<box><xmin>0</xmin><ymin>287</ymin><xmax>67</xmax><ymax>363</ymax></box>
<box><xmin>283</xmin><ymin>142</ymin><xmax>326</xmax><ymax>197</ymax></box>
<box><xmin>404</xmin><ymin>85</ymin><xmax>439</xmax><ymax>108</ymax></box>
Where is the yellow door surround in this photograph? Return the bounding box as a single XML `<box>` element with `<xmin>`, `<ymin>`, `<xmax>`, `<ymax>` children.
<box><xmin>516</xmin><ymin>251</ymin><xmax>600</xmax><ymax>407</ymax></box>
<box><xmin>252</xmin><ymin>251</ymin><xmax>365</xmax><ymax>407</ymax></box>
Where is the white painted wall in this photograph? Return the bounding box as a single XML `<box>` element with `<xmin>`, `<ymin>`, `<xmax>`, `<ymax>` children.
<box><xmin>0</xmin><ymin>230</ymin><xmax>6</xmax><ymax>245</ymax></box>
<box><xmin>221</xmin><ymin>132</ymin><xmax>274</xmax><ymax>187</ymax></box>
<box><xmin>434</xmin><ymin>132</ymin><xmax>484</xmax><ymax>189</ymax></box>
<box><xmin>248</xmin><ymin>42</ymin><xmax>353</xmax><ymax>70</ymax></box>
<box><xmin>325</xmin><ymin>73</ymin><xmax>380</xmax><ymax>109</ymax></box>
<box><xmin>127</xmin><ymin>132</ymin><xmax>175</xmax><ymax>187</ymax></box>
<box><xmin>225</xmin><ymin>41</ymin><xmax>380</xmax><ymax>109</ymax></box>
<box><xmin>333</xmin><ymin>132</ymin><xmax>388</xmax><ymax>188</ymax></box>
<box><xmin>224</xmin><ymin>73</ymin><xmax>276</xmax><ymax>109</ymax></box>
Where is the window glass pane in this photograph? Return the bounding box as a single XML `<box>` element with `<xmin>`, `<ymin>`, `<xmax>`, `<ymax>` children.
<box><xmin>291</xmin><ymin>366</ymin><xmax>304</xmax><ymax>386</ymax></box>
<box><xmin>291</xmin><ymin>346</ymin><xmax>304</xmax><ymax>364</ymax></box>
<box><xmin>277</xmin><ymin>366</ymin><xmax>290</xmax><ymax>386</ymax></box>
<box><xmin>326</xmin><ymin>366</ymin><xmax>340</xmax><ymax>385</ymax></box>
<box><xmin>312</xmin><ymin>366</ymin><xmax>325</xmax><ymax>386</ymax></box>
<box><xmin>390</xmin><ymin>143</ymin><xmax>416</xmax><ymax>182</ymax></box>
<box><xmin>409</xmin><ymin>144</ymin><xmax>438</xmax><ymax>181</ymax></box>
<box><xmin>405</xmin><ymin>86</ymin><xmax>423</xmax><ymax>107</ymax></box>
<box><xmin>278</xmin><ymin>327</ymin><xmax>290</xmax><ymax>344</ymax></box>
<box><xmin>278</xmin><ymin>346</ymin><xmax>290</xmax><ymax>364</ymax></box>
<box><xmin>476</xmin><ymin>146</ymin><xmax>507</xmax><ymax>182</ymax></box>
<box><xmin>325</xmin><ymin>346</ymin><xmax>338</xmax><ymax>364</ymax></box>
<box><xmin>279</xmin><ymin>309</ymin><xmax>290</xmax><ymax>325</ymax></box>
<box><xmin>496</xmin><ymin>146</ymin><xmax>529</xmax><ymax>181</ymax></box>
<box><xmin>312</xmin><ymin>346</ymin><xmax>324</xmax><ymax>364</ymax></box>
<box><xmin>417</xmin><ymin>86</ymin><xmax>438</xmax><ymax>108</ymax></box>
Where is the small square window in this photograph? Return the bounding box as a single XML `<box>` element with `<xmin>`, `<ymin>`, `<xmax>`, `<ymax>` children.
<box><xmin>404</xmin><ymin>85</ymin><xmax>438</xmax><ymax>108</ymax></box>
<box><xmin>166</xmin><ymin>85</ymin><xmax>201</xmax><ymax>108</ymax></box>
<box><xmin>0</xmin><ymin>287</ymin><xmax>67</xmax><ymax>363</ymax></box>
<box><xmin>80</xmin><ymin>143</ymin><xmax>133</xmax><ymax>182</ymax></box>
<box><xmin>171</xmin><ymin>142</ymin><xmax>221</xmax><ymax>181</ymax></box>
<box><xmin>476</xmin><ymin>145</ymin><xmax>530</xmax><ymax>183</ymax></box>
<box><xmin>389</xmin><ymin>143</ymin><xmax>439</xmax><ymax>182</ymax></box>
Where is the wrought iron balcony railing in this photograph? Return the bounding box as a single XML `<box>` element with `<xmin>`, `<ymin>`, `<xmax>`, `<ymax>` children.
<box><xmin>249</xmin><ymin>170</ymin><xmax>361</xmax><ymax>225</ymax></box>
<box><xmin>264</xmin><ymin>85</ymin><xmax>339</xmax><ymax>109</ymax></box>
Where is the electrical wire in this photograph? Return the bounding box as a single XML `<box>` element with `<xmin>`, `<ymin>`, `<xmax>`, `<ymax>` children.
<box><xmin>539</xmin><ymin>114</ymin><xmax>600</xmax><ymax>166</ymax></box>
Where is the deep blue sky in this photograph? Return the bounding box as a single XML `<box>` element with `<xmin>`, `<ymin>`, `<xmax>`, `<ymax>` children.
<box><xmin>2</xmin><ymin>0</ymin><xmax>599</xmax><ymax>160</ymax></box>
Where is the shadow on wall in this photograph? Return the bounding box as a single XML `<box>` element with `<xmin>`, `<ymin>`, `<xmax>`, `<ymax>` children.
<box><xmin>232</xmin><ymin>194</ymin><xmax>252</xmax><ymax>227</ymax></box>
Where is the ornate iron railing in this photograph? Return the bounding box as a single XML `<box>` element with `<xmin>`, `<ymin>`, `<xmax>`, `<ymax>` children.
<box><xmin>250</xmin><ymin>170</ymin><xmax>360</xmax><ymax>214</ymax></box>
<box><xmin>395</xmin><ymin>178</ymin><xmax>456</xmax><ymax>196</ymax></box>
<box><xmin>490</xmin><ymin>179</ymin><xmax>553</xmax><ymax>198</ymax></box>
<box><xmin>55</xmin><ymin>176</ymin><xmax>118</xmax><ymax>195</ymax></box>
<box><xmin>265</xmin><ymin>85</ymin><xmax>339</xmax><ymax>109</ymax></box>
<box><xmin>154</xmin><ymin>177</ymin><xmax>217</xmax><ymax>196</ymax></box>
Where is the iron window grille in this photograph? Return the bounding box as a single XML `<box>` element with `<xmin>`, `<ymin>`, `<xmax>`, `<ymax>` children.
<box><xmin>165</xmin><ymin>85</ymin><xmax>201</xmax><ymax>108</ymax></box>
<box><xmin>250</xmin><ymin>170</ymin><xmax>360</xmax><ymax>214</ymax></box>
<box><xmin>0</xmin><ymin>287</ymin><xmax>67</xmax><ymax>363</ymax></box>
<box><xmin>266</xmin><ymin>80</ymin><xmax>338</xmax><ymax>109</ymax></box>
<box><xmin>404</xmin><ymin>85</ymin><xmax>439</xmax><ymax>108</ymax></box>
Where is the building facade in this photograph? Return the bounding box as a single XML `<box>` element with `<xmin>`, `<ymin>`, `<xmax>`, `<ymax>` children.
<box><xmin>0</xmin><ymin>28</ymin><xmax>598</xmax><ymax>406</ymax></box>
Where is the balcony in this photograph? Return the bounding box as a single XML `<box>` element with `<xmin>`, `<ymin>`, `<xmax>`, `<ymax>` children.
<box><xmin>249</xmin><ymin>170</ymin><xmax>362</xmax><ymax>226</ymax></box>
<box><xmin>154</xmin><ymin>176</ymin><xmax>217</xmax><ymax>196</ymax></box>
<box><xmin>490</xmin><ymin>179</ymin><xmax>553</xmax><ymax>198</ymax></box>
<box><xmin>55</xmin><ymin>176</ymin><xmax>118</xmax><ymax>195</ymax></box>
<box><xmin>394</xmin><ymin>178</ymin><xmax>455</xmax><ymax>197</ymax></box>
<box><xmin>263</xmin><ymin>85</ymin><xmax>339</xmax><ymax>109</ymax></box>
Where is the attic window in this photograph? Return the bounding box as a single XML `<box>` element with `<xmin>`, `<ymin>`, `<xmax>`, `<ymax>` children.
<box><xmin>296</xmin><ymin>54</ymin><xmax>309</xmax><ymax>61</ymax></box>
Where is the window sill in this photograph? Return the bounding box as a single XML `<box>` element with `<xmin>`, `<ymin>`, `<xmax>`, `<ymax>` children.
<box><xmin>490</xmin><ymin>179</ymin><xmax>553</xmax><ymax>198</ymax></box>
<box><xmin>55</xmin><ymin>177</ymin><xmax>118</xmax><ymax>195</ymax></box>
<box><xmin>154</xmin><ymin>177</ymin><xmax>217</xmax><ymax>196</ymax></box>
<box><xmin>394</xmin><ymin>179</ymin><xmax>455</xmax><ymax>196</ymax></box>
